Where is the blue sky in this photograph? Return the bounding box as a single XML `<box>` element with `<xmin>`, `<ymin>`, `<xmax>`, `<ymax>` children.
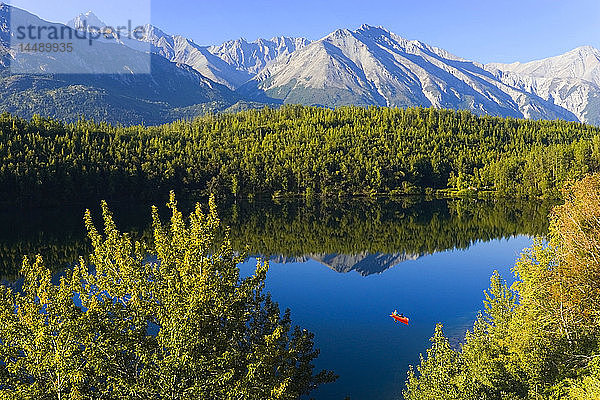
<box><xmin>8</xmin><ymin>0</ymin><xmax>600</xmax><ymax>63</ymax></box>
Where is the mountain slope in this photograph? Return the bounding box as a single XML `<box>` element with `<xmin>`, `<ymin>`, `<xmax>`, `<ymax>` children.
<box><xmin>0</xmin><ymin>57</ymin><xmax>234</xmax><ymax>125</ymax></box>
<box><xmin>64</xmin><ymin>11</ymin><xmax>251</xmax><ymax>90</ymax></box>
<box><xmin>207</xmin><ymin>36</ymin><xmax>311</xmax><ymax>75</ymax></box>
<box><xmin>241</xmin><ymin>25</ymin><xmax>577</xmax><ymax>121</ymax></box>
<box><xmin>0</xmin><ymin>4</ymin><xmax>236</xmax><ymax>125</ymax></box>
<box><xmin>488</xmin><ymin>46</ymin><xmax>600</xmax><ymax>86</ymax></box>
<box><xmin>2</xmin><ymin>6</ymin><xmax>597</xmax><ymax>125</ymax></box>
<box><xmin>486</xmin><ymin>46</ymin><xmax>600</xmax><ymax>125</ymax></box>
<box><xmin>138</xmin><ymin>29</ymin><xmax>311</xmax><ymax>89</ymax></box>
<box><xmin>137</xmin><ymin>28</ymin><xmax>252</xmax><ymax>90</ymax></box>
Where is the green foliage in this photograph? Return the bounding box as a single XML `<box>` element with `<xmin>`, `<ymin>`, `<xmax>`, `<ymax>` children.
<box><xmin>0</xmin><ymin>193</ymin><xmax>335</xmax><ymax>399</ymax></box>
<box><xmin>404</xmin><ymin>274</ymin><xmax>529</xmax><ymax>400</ymax></box>
<box><xmin>0</xmin><ymin>106</ymin><xmax>598</xmax><ymax>203</ymax></box>
<box><xmin>404</xmin><ymin>324</ymin><xmax>464</xmax><ymax>400</ymax></box>
<box><xmin>0</xmin><ymin>197</ymin><xmax>553</xmax><ymax>279</ymax></box>
<box><xmin>562</xmin><ymin>357</ymin><xmax>600</xmax><ymax>399</ymax></box>
<box><xmin>225</xmin><ymin>197</ymin><xmax>553</xmax><ymax>257</ymax></box>
<box><xmin>403</xmin><ymin>174</ymin><xmax>600</xmax><ymax>399</ymax></box>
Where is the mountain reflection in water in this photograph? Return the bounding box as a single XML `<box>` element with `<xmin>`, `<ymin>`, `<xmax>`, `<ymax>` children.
<box><xmin>268</xmin><ymin>252</ymin><xmax>419</xmax><ymax>275</ymax></box>
<box><xmin>0</xmin><ymin>196</ymin><xmax>553</xmax><ymax>280</ymax></box>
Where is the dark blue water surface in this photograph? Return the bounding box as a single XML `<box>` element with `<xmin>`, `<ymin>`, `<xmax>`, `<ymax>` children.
<box><xmin>240</xmin><ymin>236</ymin><xmax>531</xmax><ymax>400</ymax></box>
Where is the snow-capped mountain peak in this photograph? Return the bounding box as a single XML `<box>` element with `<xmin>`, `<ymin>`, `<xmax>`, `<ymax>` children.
<box><xmin>67</xmin><ymin>11</ymin><xmax>106</xmax><ymax>30</ymax></box>
<box><xmin>486</xmin><ymin>45</ymin><xmax>600</xmax><ymax>124</ymax></box>
<box><xmin>489</xmin><ymin>45</ymin><xmax>600</xmax><ymax>85</ymax></box>
<box><xmin>207</xmin><ymin>36</ymin><xmax>311</xmax><ymax>77</ymax></box>
<box><xmin>14</xmin><ymin>9</ymin><xmax>600</xmax><ymax>125</ymax></box>
<box><xmin>243</xmin><ymin>24</ymin><xmax>576</xmax><ymax>122</ymax></box>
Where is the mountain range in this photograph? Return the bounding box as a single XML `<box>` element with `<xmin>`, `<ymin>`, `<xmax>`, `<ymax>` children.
<box><xmin>1</xmin><ymin>5</ymin><xmax>599</xmax><ymax>126</ymax></box>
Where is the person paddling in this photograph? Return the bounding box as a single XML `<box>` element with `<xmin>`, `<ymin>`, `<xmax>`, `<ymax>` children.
<box><xmin>390</xmin><ymin>310</ymin><xmax>409</xmax><ymax>325</ymax></box>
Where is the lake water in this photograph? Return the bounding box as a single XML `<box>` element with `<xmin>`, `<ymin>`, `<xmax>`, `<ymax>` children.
<box><xmin>240</xmin><ymin>237</ymin><xmax>531</xmax><ymax>399</ymax></box>
<box><xmin>0</xmin><ymin>196</ymin><xmax>554</xmax><ymax>399</ymax></box>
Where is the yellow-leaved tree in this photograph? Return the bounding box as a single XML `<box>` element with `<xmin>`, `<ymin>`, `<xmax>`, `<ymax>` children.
<box><xmin>0</xmin><ymin>193</ymin><xmax>336</xmax><ymax>399</ymax></box>
<box><xmin>404</xmin><ymin>174</ymin><xmax>600</xmax><ymax>399</ymax></box>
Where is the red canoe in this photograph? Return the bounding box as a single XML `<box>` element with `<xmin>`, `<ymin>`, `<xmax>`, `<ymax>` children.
<box><xmin>390</xmin><ymin>313</ymin><xmax>409</xmax><ymax>325</ymax></box>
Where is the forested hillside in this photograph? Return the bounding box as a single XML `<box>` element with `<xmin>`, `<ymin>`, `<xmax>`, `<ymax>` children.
<box><xmin>1</xmin><ymin>105</ymin><xmax>599</xmax><ymax>203</ymax></box>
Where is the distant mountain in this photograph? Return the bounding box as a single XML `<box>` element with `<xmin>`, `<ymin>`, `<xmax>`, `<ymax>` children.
<box><xmin>487</xmin><ymin>46</ymin><xmax>600</xmax><ymax>125</ymax></box>
<box><xmin>0</xmin><ymin>4</ymin><xmax>236</xmax><ymax>125</ymax></box>
<box><xmin>136</xmin><ymin>28</ymin><xmax>311</xmax><ymax>89</ymax></box>
<box><xmin>134</xmin><ymin>27</ymin><xmax>251</xmax><ymax>90</ymax></box>
<box><xmin>67</xmin><ymin>11</ymin><xmax>106</xmax><ymax>30</ymax></box>
<box><xmin>207</xmin><ymin>37</ymin><xmax>311</xmax><ymax>75</ymax></box>
<box><xmin>64</xmin><ymin>12</ymin><xmax>309</xmax><ymax>89</ymax></box>
<box><xmin>64</xmin><ymin>11</ymin><xmax>256</xmax><ymax>91</ymax></box>
<box><xmin>269</xmin><ymin>252</ymin><xmax>419</xmax><ymax>276</ymax></box>
<box><xmin>1</xmin><ymin>5</ymin><xmax>599</xmax><ymax>126</ymax></box>
<box><xmin>240</xmin><ymin>25</ymin><xmax>577</xmax><ymax>121</ymax></box>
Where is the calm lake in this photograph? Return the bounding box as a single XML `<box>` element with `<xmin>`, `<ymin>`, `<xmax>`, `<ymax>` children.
<box><xmin>0</xmin><ymin>196</ymin><xmax>554</xmax><ymax>399</ymax></box>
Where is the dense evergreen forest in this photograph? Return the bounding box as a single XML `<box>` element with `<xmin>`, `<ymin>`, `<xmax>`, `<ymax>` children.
<box><xmin>404</xmin><ymin>175</ymin><xmax>600</xmax><ymax>399</ymax></box>
<box><xmin>0</xmin><ymin>197</ymin><xmax>552</xmax><ymax>280</ymax></box>
<box><xmin>1</xmin><ymin>105</ymin><xmax>599</xmax><ymax>203</ymax></box>
<box><xmin>224</xmin><ymin>197</ymin><xmax>552</xmax><ymax>256</ymax></box>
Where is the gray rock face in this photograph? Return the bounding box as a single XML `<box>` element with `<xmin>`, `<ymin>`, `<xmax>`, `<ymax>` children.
<box><xmin>3</xmin><ymin>5</ymin><xmax>600</xmax><ymax>125</ymax></box>
<box><xmin>137</xmin><ymin>29</ymin><xmax>252</xmax><ymax>90</ymax></box>
<box><xmin>487</xmin><ymin>46</ymin><xmax>600</xmax><ymax>125</ymax></box>
<box><xmin>208</xmin><ymin>36</ymin><xmax>311</xmax><ymax>75</ymax></box>
<box><xmin>135</xmin><ymin>27</ymin><xmax>310</xmax><ymax>90</ymax></box>
<box><xmin>268</xmin><ymin>252</ymin><xmax>420</xmax><ymax>276</ymax></box>
<box><xmin>243</xmin><ymin>25</ymin><xmax>577</xmax><ymax>121</ymax></box>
